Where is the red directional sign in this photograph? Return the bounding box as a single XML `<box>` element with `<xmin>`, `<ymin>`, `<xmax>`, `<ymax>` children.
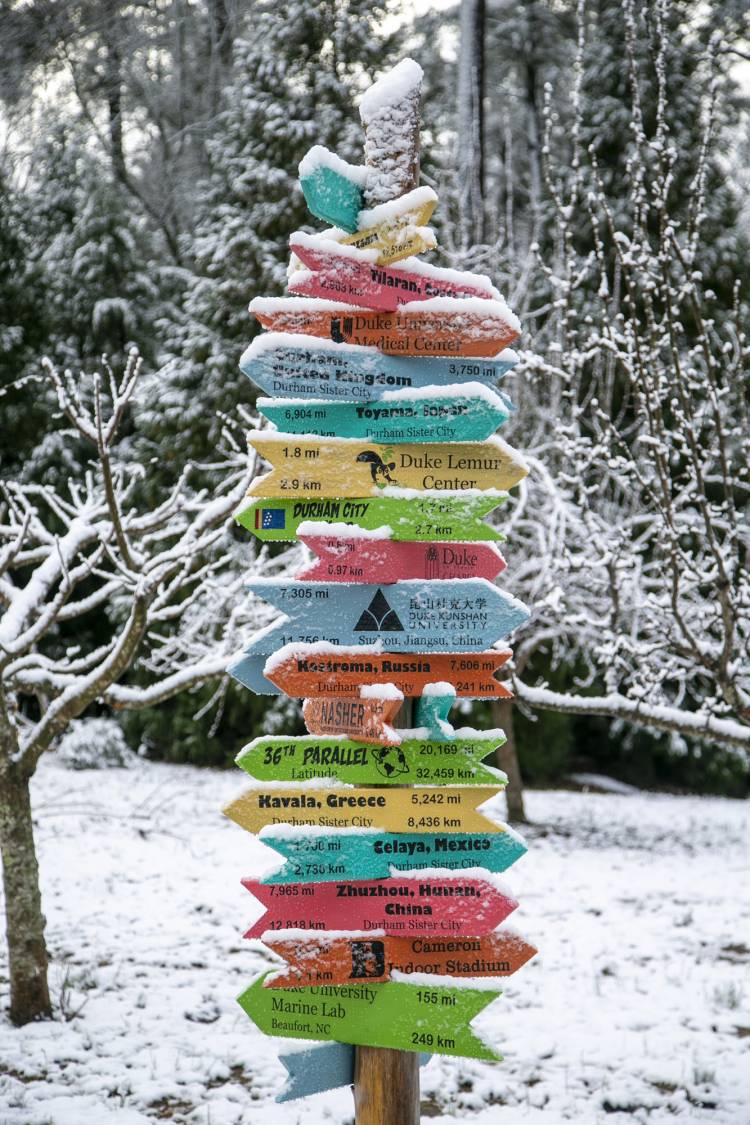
<box><xmin>296</xmin><ymin>533</ymin><xmax>506</xmax><ymax>584</ymax></box>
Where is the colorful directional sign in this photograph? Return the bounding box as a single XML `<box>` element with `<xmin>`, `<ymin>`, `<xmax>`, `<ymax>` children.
<box><xmin>247</xmin><ymin>434</ymin><xmax>528</xmax><ymax>497</ymax></box>
<box><xmin>242</xmin><ymin>874</ymin><xmax>517</xmax><ymax>938</ymax></box>
<box><xmin>235</xmin><ymin>494</ymin><xmax>508</xmax><ymax>544</ymax></box>
<box><xmin>336</xmin><ymin>185</ymin><xmax>438</xmax><ymax>264</ymax></box>
<box><xmin>240</xmin><ymin>332</ymin><xmax>518</xmax><ymax>402</ymax></box>
<box><xmin>298</xmin><ymin>146</ymin><xmax>367</xmax><ymax>232</ymax></box>
<box><xmin>266</xmin><ymin>929</ymin><xmax>537</xmax><ymax>988</ymax></box>
<box><xmin>413</xmin><ymin>686</ymin><xmax>456</xmax><ymax>741</ymax></box>
<box><xmin>276</xmin><ymin>1044</ymin><xmax>431</xmax><ymax>1103</ymax></box>
<box><xmin>259</xmin><ymin>826</ymin><xmax>527</xmax><ymax>883</ymax></box>
<box><xmin>223</xmin><ymin>784</ymin><xmax>503</xmax><ymax>834</ymax></box>
<box><xmin>235</xmin><ymin>733</ymin><xmax>506</xmax><ymax>786</ymax></box>
<box><xmin>242</xmin><ymin>578</ymin><xmax>530</xmax><ymax>655</ymax></box>
<box><xmin>239</xmin><ymin>973</ymin><xmax>503</xmax><ymax>1061</ymax></box>
<box><xmin>261</xmin><ymin>645</ymin><xmax>512</xmax><ymax>699</ymax></box>
<box><xmin>257</xmin><ymin>384</ymin><xmax>512</xmax><ymax>444</ymax></box>
<box><xmin>296</xmin><ymin>534</ymin><xmax>507</xmax><ymax>583</ymax></box>
<box><xmin>249</xmin><ymin>296</ymin><xmax>520</xmax><ymax>358</ymax></box>
<box><xmin>301</xmin><ymin>690</ymin><xmax>402</xmax><ymax>744</ymax></box>
<box><xmin>289</xmin><ymin>233</ymin><xmax>500</xmax><ymax>310</ymax></box>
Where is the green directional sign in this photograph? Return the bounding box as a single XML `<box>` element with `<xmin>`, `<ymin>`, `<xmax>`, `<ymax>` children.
<box><xmin>239</xmin><ymin>972</ymin><xmax>502</xmax><ymax>1061</ymax></box>
<box><xmin>236</xmin><ymin>493</ymin><xmax>507</xmax><ymax>543</ymax></box>
<box><xmin>236</xmin><ymin>735</ymin><xmax>505</xmax><ymax>786</ymax></box>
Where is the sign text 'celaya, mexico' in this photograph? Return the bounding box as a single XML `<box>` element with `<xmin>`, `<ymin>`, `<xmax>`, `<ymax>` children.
<box><xmin>247</xmin><ymin>434</ymin><xmax>528</xmax><ymax>497</ymax></box>
<box><xmin>236</xmin><ymin>733</ymin><xmax>506</xmax><ymax>786</ymax></box>
<box><xmin>224</xmin><ymin>783</ymin><xmax>504</xmax><ymax>835</ymax></box>
<box><xmin>265</xmin><ymin>929</ymin><xmax>537</xmax><ymax>987</ymax></box>
<box><xmin>239</xmin><ymin>973</ymin><xmax>502</xmax><ymax>1061</ymax></box>
<box><xmin>259</xmin><ymin>826</ymin><xmax>528</xmax><ymax>883</ymax></box>
<box><xmin>240</xmin><ymin>332</ymin><xmax>517</xmax><ymax>402</ymax></box>
<box><xmin>249</xmin><ymin>296</ymin><xmax>520</xmax><ymax>358</ymax></box>
<box><xmin>242</xmin><ymin>578</ymin><xmax>530</xmax><ymax>654</ymax></box>
<box><xmin>242</xmin><ymin>873</ymin><xmax>517</xmax><ymax>937</ymax></box>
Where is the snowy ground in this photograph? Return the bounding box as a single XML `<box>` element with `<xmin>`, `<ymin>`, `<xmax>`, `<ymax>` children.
<box><xmin>1</xmin><ymin>757</ymin><xmax>748</xmax><ymax>1125</ymax></box>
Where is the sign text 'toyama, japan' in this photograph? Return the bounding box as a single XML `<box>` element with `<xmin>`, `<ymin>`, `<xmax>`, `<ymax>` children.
<box><xmin>222</xmin><ymin>57</ymin><xmax>536</xmax><ymax>1107</ymax></box>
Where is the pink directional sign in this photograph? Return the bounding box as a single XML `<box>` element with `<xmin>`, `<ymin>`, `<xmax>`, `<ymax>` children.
<box><xmin>289</xmin><ymin>234</ymin><xmax>499</xmax><ymax>312</ymax></box>
<box><xmin>242</xmin><ymin>875</ymin><xmax>517</xmax><ymax>938</ymax></box>
<box><xmin>297</xmin><ymin>533</ymin><xmax>507</xmax><ymax>584</ymax></box>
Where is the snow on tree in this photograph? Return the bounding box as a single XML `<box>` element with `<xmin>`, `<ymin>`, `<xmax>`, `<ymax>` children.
<box><xmin>0</xmin><ymin>350</ymin><xmax>298</xmax><ymax>1025</ymax></box>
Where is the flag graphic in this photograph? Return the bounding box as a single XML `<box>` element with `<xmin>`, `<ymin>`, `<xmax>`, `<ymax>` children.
<box><xmin>255</xmin><ymin>508</ymin><xmax>285</xmax><ymax>530</ymax></box>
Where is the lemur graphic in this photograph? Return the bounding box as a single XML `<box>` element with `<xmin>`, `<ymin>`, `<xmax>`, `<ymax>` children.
<box><xmin>356</xmin><ymin>450</ymin><xmax>397</xmax><ymax>485</ymax></box>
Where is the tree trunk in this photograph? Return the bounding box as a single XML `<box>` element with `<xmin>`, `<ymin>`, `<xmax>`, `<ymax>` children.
<box><xmin>0</xmin><ymin>710</ymin><xmax>51</xmax><ymax>1025</ymax></box>
<box><xmin>492</xmin><ymin>696</ymin><xmax>528</xmax><ymax>823</ymax></box>
<box><xmin>457</xmin><ymin>0</ymin><xmax>486</xmax><ymax>246</ymax></box>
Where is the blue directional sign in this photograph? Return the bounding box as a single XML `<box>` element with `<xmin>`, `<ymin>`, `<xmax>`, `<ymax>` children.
<box><xmin>260</xmin><ymin>827</ymin><xmax>527</xmax><ymax>883</ymax></box>
<box><xmin>228</xmin><ymin>653</ymin><xmax>282</xmax><ymax>695</ymax></box>
<box><xmin>257</xmin><ymin>385</ymin><xmax>513</xmax><ymax>444</ymax></box>
<box><xmin>243</xmin><ymin>579</ymin><xmax>529</xmax><ymax>655</ymax></box>
<box><xmin>277</xmin><ymin>1043</ymin><xmax>430</xmax><ymax>1102</ymax></box>
<box><xmin>414</xmin><ymin>688</ymin><xmax>456</xmax><ymax>741</ymax></box>
<box><xmin>240</xmin><ymin>332</ymin><xmax>518</xmax><ymax>401</ymax></box>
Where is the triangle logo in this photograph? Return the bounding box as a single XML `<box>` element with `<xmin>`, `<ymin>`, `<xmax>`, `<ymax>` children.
<box><xmin>354</xmin><ymin>588</ymin><xmax>404</xmax><ymax>632</ymax></box>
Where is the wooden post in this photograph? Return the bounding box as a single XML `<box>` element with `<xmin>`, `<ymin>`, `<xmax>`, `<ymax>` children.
<box><xmin>354</xmin><ymin>60</ymin><xmax>423</xmax><ymax>1124</ymax></box>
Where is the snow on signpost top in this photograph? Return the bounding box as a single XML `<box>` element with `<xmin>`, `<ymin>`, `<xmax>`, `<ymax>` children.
<box><xmin>359</xmin><ymin>58</ymin><xmax>424</xmax><ymax>207</ymax></box>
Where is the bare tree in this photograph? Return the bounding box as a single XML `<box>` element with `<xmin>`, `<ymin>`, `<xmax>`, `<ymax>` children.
<box><xmin>0</xmin><ymin>351</ymin><xmax>261</xmax><ymax>1025</ymax></box>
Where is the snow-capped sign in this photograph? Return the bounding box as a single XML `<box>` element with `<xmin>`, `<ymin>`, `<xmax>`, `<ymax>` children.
<box><xmin>302</xmin><ymin>689</ymin><xmax>403</xmax><ymax>745</ymax></box>
<box><xmin>412</xmin><ymin>686</ymin><xmax>457</xmax><ymax>742</ymax></box>
<box><xmin>249</xmin><ymin>295</ymin><xmax>520</xmax><ymax>358</ymax></box>
<box><xmin>239</xmin><ymin>973</ymin><xmax>503</xmax><ymax>1061</ymax></box>
<box><xmin>260</xmin><ymin>827</ymin><xmax>527</xmax><ymax>884</ymax></box>
<box><xmin>266</xmin><ymin>930</ymin><xmax>537</xmax><ymax>988</ymax></box>
<box><xmin>263</xmin><ymin>645</ymin><xmax>512</xmax><ymax>699</ymax></box>
<box><xmin>242</xmin><ymin>874</ymin><xmax>517</xmax><ymax>938</ymax></box>
<box><xmin>289</xmin><ymin>234</ymin><xmax>499</xmax><ymax>311</ymax></box>
<box><xmin>223</xmin><ymin>783</ymin><xmax>504</xmax><ymax>835</ymax></box>
<box><xmin>235</xmin><ymin>493</ymin><xmax>508</xmax><ymax>544</ymax></box>
<box><xmin>257</xmin><ymin>384</ymin><xmax>512</xmax><ymax>444</ymax></box>
<box><xmin>298</xmin><ymin>146</ymin><xmax>367</xmax><ymax>232</ymax></box>
<box><xmin>235</xmin><ymin>733</ymin><xmax>506</xmax><ymax>786</ymax></box>
<box><xmin>276</xmin><ymin>1044</ymin><xmax>430</xmax><ymax>1104</ymax></box>
<box><xmin>336</xmin><ymin>185</ymin><xmax>438</xmax><ymax>264</ymax></box>
<box><xmin>296</xmin><ymin>535</ymin><xmax>507</xmax><ymax>583</ymax></box>
<box><xmin>242</xmin><ymin>578</ymin><xmax>530</xmax><ymax>654</ymax></box>
<box><xmin>240</xmin><ymin>333</ymin><xmax>518</xmax><ymax>401</ymax></box>
<box><xmin>247</xmin><ymin>434</ymin><xmax>528</xmax><ymax>497</ymax></box>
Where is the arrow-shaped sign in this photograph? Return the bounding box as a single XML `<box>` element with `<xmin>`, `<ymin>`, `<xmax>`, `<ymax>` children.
<box><xmin>259</xmin><ymin>826</ymin><xmax>527</xmax><ymax>883</ymax></box>
<box><xmin>236</xmin><ymin>733</ymin><xmax>506</xmax><ymax>786</ymax></box>
<box><xmin>413</xmin><ymin>685</ymin><xmax>456</xmax><ymax>741</ymax></box>
<box><xmin>235</xmin><ymin>494</ymin><xmax>508</xmax><ymax>544</ymax></box>
<box><xmin>239</xmin><ymin>332</ymin><xmax>518</xmax><ymax>402</ymax></box>
<box><xmin>261</xmin><ymin>644</ymin><xmax>512</xmax><ymax>699</ymax></box>
<box><xmin>257</xmin><ymin>384</ymin><xmax>512</xmax><ymax>444</ymax></box>
<box><xmin>225</xmin><ymin>784</ymin><xmax>503</xmax><ymax>835</ymax></box>
<box><xmin>249</xmin><ymin>296</ymin><xmax>520</xmax><ymax>358</ymax></box>
<box><xmin>265</xmin><ymin>929</ymin><xmax>537</xmax><ymax>988</ymax></box>
<box><xmin>242</xmin><ymin>578</ymin><xmax>530</xmax><ymax>655</ymax></box>
<box><xmin>247</xmin><ymin>434</ymin><xmax>528</xmax><ymax>498</ymax></box>
<box><xmin>242</xmin><ymin>874</ymin><xmax>517</xmax><ymax>938</ymax></box>
<box><xmin>301</xmin><ymin>688</ymin><xmax>403</xmax><ymax>745</ymax></box>
<box><xmin>296</xmin><ymin>534</ymin><xmax>507</xmax><ymax>584</ymax></box>
<box><xmin>333</xmin><ymin>184</ymin><xmax>438</xmax><ymax>264</ymax></box>
<box><xmin>276</xmin><ymin>1042</ymin><xmax>431</xmax><ymax>1103</ymax></box>
<box><xmin>239</xmin><ymin>973</ymin><xmax>502</xmax><ymax>1060</ymax></box>
<box><xmin>289</xmin><ymin>233</ymin><xmax>500</xmax><ymax>310</ymax></box>
<box><xmin>298</xmin><ymin>145</ymin><xmax>366</xmax><ymax>232</ymax></box>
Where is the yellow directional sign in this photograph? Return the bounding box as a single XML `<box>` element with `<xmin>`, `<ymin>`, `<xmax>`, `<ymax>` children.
<box><xmin>247</xmin><ymin>434</ymin><xmax>528</xmax><ymax>498</ymax></box>
<box><xmin>340</xmin><ymin>186</ymin><xmax>438</xmax><ymax>265</ymax></box>
<box><xmin>223</xmin><ymin>785</ymin><xmax>504</xmax><ymax>834</ymax></box>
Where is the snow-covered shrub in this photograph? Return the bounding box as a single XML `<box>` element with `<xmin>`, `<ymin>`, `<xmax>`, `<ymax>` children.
<box><xmin>56</xmin><ymin>718</ymin><xmax>135</xmax><ymax>771</ymax></box>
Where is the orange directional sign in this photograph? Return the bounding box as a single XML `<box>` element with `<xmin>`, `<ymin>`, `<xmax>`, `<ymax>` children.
<box><xmin>264</xmin><ymin>929</ymin><xmax>537</xmax><ymax>987</ymax></box>
<box><xmin>302</xmin><ymin>689</ymin><xmax>402</xmax><ymax>744</ymax></box>
<box><xmin>263</xmin><ymin>645</ymin><xmax>513</xmax><ymax>700</ymax></box>
<box><xmin>249</xmin><ymin>296</ymin><xmax>520</xmax><ymax>358</ymax></box>
<box><xmin>247</xmin><ymin>434</ymin><xmax>529</xmax><ymax>497</ymax></box>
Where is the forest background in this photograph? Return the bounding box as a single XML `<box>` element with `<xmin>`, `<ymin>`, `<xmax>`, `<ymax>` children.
<box><xmin>1</xmin><ymin>0</ymin><xmax>749</xmax><ymax>801</ymax></box>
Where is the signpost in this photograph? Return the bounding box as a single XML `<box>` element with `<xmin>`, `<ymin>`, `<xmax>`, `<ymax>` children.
<box><xmin>222</xmin><ymin>57</ymin><xmax>536</xmax><ymax>1121</ymax></box>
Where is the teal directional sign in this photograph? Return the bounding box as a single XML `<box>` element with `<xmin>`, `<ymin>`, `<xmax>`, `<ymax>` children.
<box><xmin>257</xmin><ymin>385</ymin><xmax>512</xmax><ymax>444</ymax></box>
<box><xmin>260</xmin><ymin>826</ymin><xmax>527</xmax><ymax>883</ymax></box>
<box><xmin>240</xmin><ymin>332</ymin><xmax>517</xmax><ymax>401</ymax></box>
<box><xmin>243</xmin><ymin>578</ymin><xmax>529</xmax><ymax>655</ymax></box>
